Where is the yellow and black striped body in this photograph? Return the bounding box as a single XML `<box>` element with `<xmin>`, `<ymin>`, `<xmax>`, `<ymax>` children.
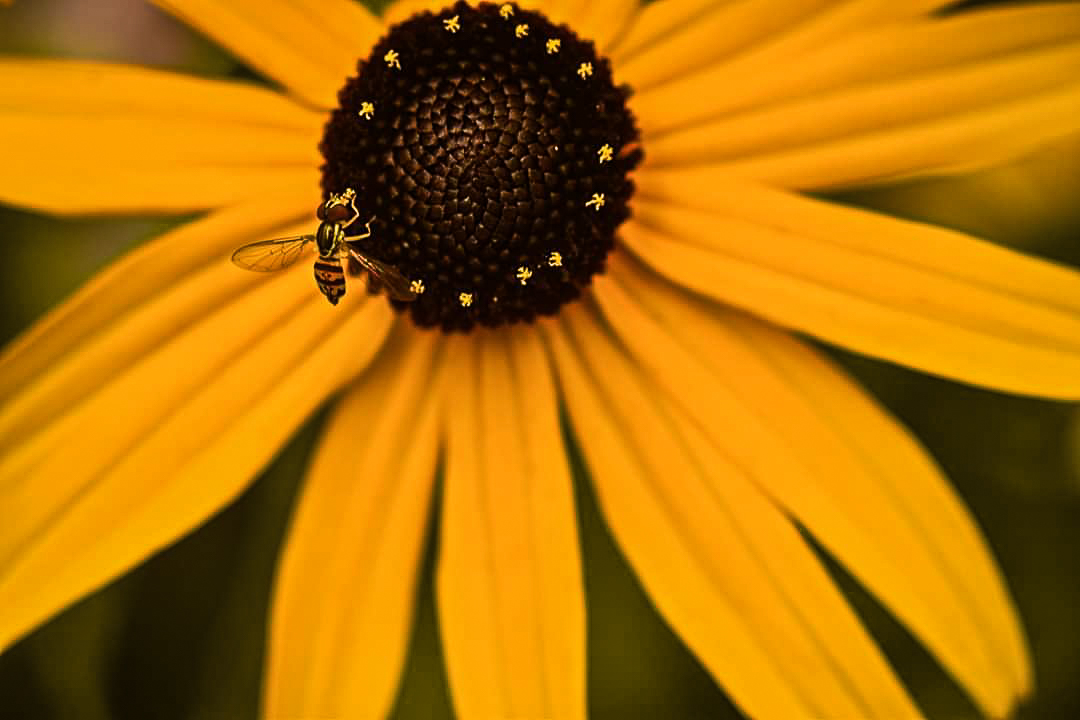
<box><xmin>313</xmin><ymin>256</ymin><xmax>347</xmax><ymax>305</ymax></box>
<box><xmin>313</xmin><ymin>217</ymin><xmax>349</xmax><ymax>305</ymax></box>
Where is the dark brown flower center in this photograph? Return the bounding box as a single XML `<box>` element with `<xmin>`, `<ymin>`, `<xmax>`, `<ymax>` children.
<box><xmin>320</xmin><ymin>1</ymin><xmax>641</xmax><ymax>332</ymax></box>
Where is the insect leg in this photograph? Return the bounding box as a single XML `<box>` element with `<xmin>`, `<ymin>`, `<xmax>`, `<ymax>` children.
<box><xmin>341</xmin><ymin>193</ymin><xmax>361</xmax><ymax>230</ymax></box>
<box><xmin>345</xmin><ymin>216</ymin><xmax>375</xmax><ymax>242</ymax></box>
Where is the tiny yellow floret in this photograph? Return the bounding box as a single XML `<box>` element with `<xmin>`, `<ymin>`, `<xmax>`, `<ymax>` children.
<box><xmin>500</xmin><ymin>4</ymin><xmax>514</xmax><ymax>19</ymax></box>
<box><xmin>548</xmin><ymin>252</ymin><xmax>563</xmax><ymax>267</ymax></box>
<box><xmin>586</xmin><ymin>193</ymin><xmax>605</xmax><ymax>210</ymax></box>
<box><xmin>515</xmin><ymin>23</ymin><xmax>529</xmax><ymax>38</ymax></box>
<box><xmin>546</xmin><ymin>38</ymin><xmax>561</xmax><ymax>54</ymax></box>
<box><xmin>384</xmin><ymin>49</ymin><xmax>401</xmax><ymax>69</ymax></box>
<box><xmin>410</xmin><ymin>279</ymin><xmax>425</xmax><ymax>295</ymax></box>
<box><xmin>358</xmin><ymin>101</ymin><xmax>375</xmax><ymax>120</ymax></box>
<box><xmin>444</xmin><ymin>15</ymin><xmax>461</xmax><ymax>33</ymax></box>
<box><xmin>516</xmin><ymin>266</ymin><xmax>533</xmax><ymax>285</ymax></box>
<box><xmin>459</xmin><ymin>292</ymin><xmax>473</xmax><ymax>307</ymax></box>
<box><xmin>598</xmin><ymin>144</ymin><xmax>613</xmax><ymax>163</ymax></box>
<box><xmin>577</xmin><ymin>62</ymin><xmax>593</xmax><ymax>79</ymax></box>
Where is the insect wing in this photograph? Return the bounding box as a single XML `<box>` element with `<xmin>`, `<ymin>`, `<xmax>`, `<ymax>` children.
<box><xmin>348</xmin><ymin>248</ymin><xmax>418</xmax><ymax>302</ymax></box>
<box><xmin>231</xmin><ymin>235</ymin><xmax>316</xmax><ymax>272</ymax></box>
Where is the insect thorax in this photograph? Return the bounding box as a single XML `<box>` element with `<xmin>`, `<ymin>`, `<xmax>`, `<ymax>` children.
<box><xmin>316</xmin><ymin>221</ymin><xmax>346</xmax><ymax>258</ymax></box>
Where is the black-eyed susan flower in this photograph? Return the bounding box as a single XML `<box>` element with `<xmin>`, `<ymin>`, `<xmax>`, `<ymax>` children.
<box><xmin>3</xmin><ymin>1</ymin><xmax>1080</xmax><ymax>718</ymax></box>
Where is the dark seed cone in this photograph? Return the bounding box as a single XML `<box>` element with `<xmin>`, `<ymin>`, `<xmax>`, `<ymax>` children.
<box><xmin>321</xmin><ymin>1</ymin><xmax>641</xmax><ymax>331</ymax></box>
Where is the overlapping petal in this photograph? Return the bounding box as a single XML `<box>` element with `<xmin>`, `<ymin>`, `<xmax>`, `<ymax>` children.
<box><xmin>614</xmin><ymin>0</ymin><xmax>832</xmax><ymax>90</ymax></box>
<box><xmin>151</xmin><ymin>0</ymin><xmax>382</xmax><ymax>108</ymax></box>
<box><xmin>543</xmin><ymin>304</ymin><xmax>921</xmax><ymax>719</ymax></box>
<box><xmin>380</xmin><ymin>0</ymin><xmax>630</xmax><ymax>48</ymax></box>
<box><xmin>438</xmin><ymin>329</ymin><xmax>585</xmax><ymax>720</ymax></box>
<box><xmin>381</xmin><ymin>0</ymin><xmax>457</xmax><ymax>27</ymax></box>
<box><xmin>0</xmin><ymin>270</ymin><xmax>394</xmax><ymax>653</ymax></box>
<box><xmin>635</xmin><ymin>3</ymin><xmax>1080</xmax><ymax>185</ymax></box>
<box><xmin>0</xmin><ymin>60</ymin><xmax>323</xmax><ymax>128</ymax></box>
<box><xmin>560</xmin><ymin>0</ymin><xmax>639</xmax><ymax>54</ymax></box>
<box><xmin>625</xmin><ymin>168</ymin><xmax>1080</xmax><ymax>399</ymax></box>
<box><xmin>611</xmin><ymin>0</ymin><xmax>951</xmax><ymax>92</ymax></box>
<box><xmin>264</xmin><ymin>326</ymin><xmax>441</xmax><ymax>720</ymax></box>
<box><xmin>0</xmin><ymin>60</ymin><xmax>321</xmax><ymax>213</ymax></box>
<box><xmin>605</xmin><ymin>0</ymin><xmax>716</xmax><ymax>63</ymax></box>
<box><xmin>0</xmin><ymin>193</ymin><xmax>316</xmax><ymax>444</ymax></box>
<box><xmin>590</xmin><ymin>255</ymin><xmax>1033</xmax><ymax>716</ymax></box>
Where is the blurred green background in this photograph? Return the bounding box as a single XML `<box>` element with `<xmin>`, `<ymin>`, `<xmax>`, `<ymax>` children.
<box><xmin>2</xmin><ymin>1</ymin><xmax>1080</xmax><ymax>718</ymax></box>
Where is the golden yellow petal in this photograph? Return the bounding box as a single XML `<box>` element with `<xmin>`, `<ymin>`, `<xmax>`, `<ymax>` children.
<box><xmin>287</xmin><ymin>0</ymin><xmax>385</xmax><ymax>58</ymax></box>
<box><xmin>614</xmin><ymin>0</ymin><xmax>827</xmax><ymax>90</ymax></box>
<box><xmin>3</xmin><ymin>165</ymin><xmax>318</xmax><ymax>216</ymax></box>
<box><xmin>606</xmin><ymin>0</ymin><xmax>718</xmax><ymax>63</ymax></box>
<box><xmin>0</xmin><ymin>59</ymin><xmax>325</xmax><ymax>129</ymax></box>
<box><xmin>624</xmin><ymin>172</ymin><xmax>1080</xmax><ymax>399</ymax></box>
<box><xmin>438</xmin><ymin>327</ymin><xmax>585</xmax><ymax>720</ymax></box>
<box><xmin>636</xmin><ymin>4</ymin><xmax>1080</xmax><ymax>183</ymax></box>
<box><xmin>544</xmin><ymin>305</ymin><xmax>921</xmax><ymax>719</ymax></box>
<box><xmin>381</xmin><ymin>0</ymin><xmax>451</xmax><ymax>27</ymax></box>
<box><xmin>556</xmin><ymin>0</ymin><xmax>638</xmax><ymax>53</ymax></box>
<box><xmin>0</xmin><ymin>284</ymin><xmax>394</xmax><ymax>654</ymax></box>
<box><xmin>848</xmin><ymin>132</ymin><xmax>1080</xmax><ymax>250</ymax></box>
<box><xmin>382</xmin><ymin>0</ymin><xmax>561</xmax><ymax>27</ymax></box>
<box><xmin>0</xmin><ymin>261</ymin><xmax>319</xmax><ymax>485</ymax></box>
<box><xmin>617</xmin><ymin>0</ymin><xmax>1009</xmax><ymax>92</ymax></box>
<box><xmin>0</xmin><ymin>193</ymin><xmax>316</xmax><ymax>439</ymax></box>
<box><xmin>644</xmin><ymin>38</ymin><xmax>1080</xmax><ymax>155</ymax></box>
<box><xmin>1</xmin><ymin>75</ymin><xmax>320</xmax><ymax>214</ymax></box>
<box><xmin>151</xmin><ymin>0</ymin><xmax>380</xmax><ymax>109</ymax></box>
<box><xmin>595</xmin><ymin>256</ymin><xmax>1033</xmax><ymax>715</ymax></box>
<box><xmin>611</xmin><ymin>0</ymin><xmax>954</xmax><ymax>66</ymax></box>
<box><xmin>704</xmin><ymin>84</ymin><xmax>1080</xmax><ymax>189</ymax></box>
<box><xmin>264</xmin><ymin>325</ymin><xmax>441</xmax><ymax>720</ymax></box>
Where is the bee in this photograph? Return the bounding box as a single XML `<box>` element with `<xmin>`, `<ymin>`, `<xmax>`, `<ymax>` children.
<box><xmin>230</xmin><ymin>188</ymin><xmax>417</xmax><ymax>305</ymax></box>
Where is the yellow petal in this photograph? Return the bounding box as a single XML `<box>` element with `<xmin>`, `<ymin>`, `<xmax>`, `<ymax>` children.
<box><xmin>845</xmin><ymin>132</ymin><xmax>1080</xmax><ymax>250</ymax></box>
<box><xmin>0</xmin><ymin>192</ymin><xmax>316</xmax><ymax>440</ymax></box>
<box><xmin>561</xmin><ymin>0</ymin><xmax>639</xmax><ymax>53</ymax></box>
<box><xmin>624</xmin><ymin>172</ymin><xmax>1080</xmax><ymax>399</ymax></box>
<box><xmin>636</xmin><ymin>4</ymin><xmax>1080</xmax><ymax>184</ymax></box>
<box><xmin>264</xmin><ymin>326</ymin><xmax>441</xmax><ymax>720</ymax></box>
<box><xmin>612</xmin><ymin>0</ymin><xmax>951</xmax><ymax>92</ymax></box>
<box><xmin>381</xmin><ymin>0</ymin><xmax>451</xmax><ymax>27</ymax></box>
<box><xmin>615</xmin><ymin>0</ymin><xmax>830</xmax><ymax>90</ymax></box>
<box><xmin>287</xmin><ymin>0</ymin><xmax>385</xmax><ymax>59</ymax></box>
<box><xmin>0</xmin><ymin>281</ymin><xmax>393</xmax><ymax>653</ymax></box>
<box><xmin>593</xmin><ymin>256</ymin><xmax>1033</xmax><ymax>715</ymax></box>
<box><xmin>0</xmin><ymin>69</ymin><xmax>321</xmax><ymax>215</ymax></box>
<box><xmin>606</xmin><ymin>0</ymin><xmax>719</xmax><ymax>63</ymax></box>
<box><xmin>708</xmin><ymin>83</ymin><xmax>1080</xmax><ymax>189</ymax></box>
<box><xmin>611</xmin><ymin>0</ymin><xmax>952</xmax><ymax>68</ymax></box>
<box><xmin>3</xmin><ymin>164</ymin><xmax>318</xmax><ymax>216</ymax></box>
<box><xmin>544</xmin><ymin>305</ymin><xmax>921</xmax><ymax>719</ymax></box>
<box><xmin>152</xmin><ymin>0</ymin><xmax>381</xmax><ymax>109</ymax></box>
<box><xmin>645</xmin><ymin>2</ymin><xmax>1080</xmax><ymax>127</ymax></box>
<box><xmin>644</xmin><ymin>36</ymin><xmax>1080</xmax><ymax>154</ymax></box>
<box><xmin>0</xmin><ymin>59</ymin><xmax>324</xmax><ymax>129</ymax></box>
<box><xmin>382</xmin><ymin>0</ymin><xmax>561</xmax><ymax>27</ymax></box>
<box><xmin>438</xmin><ymin>327</ymin><xmax>585</xmax><ymax>720</ymax></box>
<box><xmin>378</xmin><ymin>0</ymin><xmax>627</xmax><ymax>57</ymax></box>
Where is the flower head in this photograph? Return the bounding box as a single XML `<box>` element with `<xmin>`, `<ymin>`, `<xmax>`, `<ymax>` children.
<box><xmin>3</xmin><ymin>1</ymin><xmax>1080</xmax><ymax>719</ymax></box>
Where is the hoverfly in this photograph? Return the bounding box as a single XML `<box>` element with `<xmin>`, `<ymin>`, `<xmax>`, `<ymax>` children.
<box><xmin>231</xmin><ymin>188</ymin><xmax>417</xmax><ymax>305</ymax></box>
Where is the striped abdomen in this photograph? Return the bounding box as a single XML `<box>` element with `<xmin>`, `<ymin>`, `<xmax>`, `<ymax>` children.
<box><xmin>313</xmin><ymin>257</ymin><xmax>346</xmax><ymax>305</ymax></box>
